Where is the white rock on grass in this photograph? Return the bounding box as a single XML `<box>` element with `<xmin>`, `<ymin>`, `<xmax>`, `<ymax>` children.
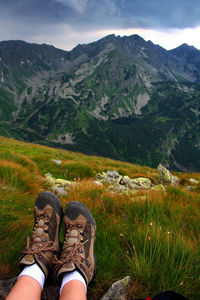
<box><xmin>189</xmin><ymin>178</ymin><xmax>199</xmax><ymax>185</ymax></box>
<box><xmin>51</xmin><ymin>159</ymin><xmax>62</xmax><ymax>165</ymax></box>
<box><xmin>94</xmin><ymin>180</ymin><xmax>103</xmax><ymax>187</ymax></box>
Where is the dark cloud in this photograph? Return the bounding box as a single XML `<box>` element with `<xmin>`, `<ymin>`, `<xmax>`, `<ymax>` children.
<box><xmin>120</xmin><ymin>0</ymin><xmax>200</xmax><ymax>29</ymax></box>
<box><xmin>0</xmin><ymin>0</ymin><xmax>200</xmax><ymax>49</ymax></box>
<box><xmin>1</xmin><ymin>0</ymin><xmax>200</xmax><ymax>29</ymax></box>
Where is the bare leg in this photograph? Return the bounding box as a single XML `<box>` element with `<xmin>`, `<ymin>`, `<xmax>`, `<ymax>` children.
<box><xmin>6</xmin><ymin>276</ymin><xmax>42</xmax><ymax>300</ymax></box>
<box><xmin>59</xmin><ymin>280</ymin><xmax>86</xmax><ymax>300</ymax></box>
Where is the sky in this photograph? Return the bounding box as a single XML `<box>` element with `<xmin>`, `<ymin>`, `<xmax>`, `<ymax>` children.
<box><xmin>1</xmin><ymin>0</ymin><xmax>200</xmax><ymax>51</ymax></box>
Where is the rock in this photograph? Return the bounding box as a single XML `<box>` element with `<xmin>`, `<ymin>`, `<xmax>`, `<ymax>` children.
<box><xmin>51</xmin><ymin>159</ymin><xmax>62</xmax><ymax>165</ymax></box>
<box><xmin>105</xmin><ymin>170</ymin><xmax>120</xmax><ymax>179</ymax></box>
<box><xmin>128</xmin><ymin>177</ymin><xmax>152</xmax><ymax>190</ymax></box>
<box><xmin>189</xmin><ymin>178</ymin><xmax>199</xmax><ymax>185</ymax></box>
<box><xmin>185</xmin><ymin>185</ymin><xmax>196</xmax><ymax>191</ymax></box>
<box><xmin>157</xmin><ymin>164</ymin><xmax>179</xmax><ymax>186</ymax></box>
<box><xmin>108</xmin><ymin>184</ymin><xmax>129</xmax><ymax>194</ymax></box>
<box><xmin>151</xmin><ymin>184</ymin><xmax>165</xmax><ymax>192</ymax></box>
<box><xmin>119</xmin><ymin>176</ymin><xmax>130</xmax><ymax>186</ymax></box>
<box><xmin>44</xmin><ymin>173</ymin><xmax>56</xmax><ymax>185</ymax></box>
<box><xmin>100</xmin><ymin>276</ymin><xmax>131</xmax><ymax>300</ymax></box>
<box><xmin>51</xmin><ymin>186</ymin><xmax>68</xmax><ymax>196</ymax></box>
<box><xmin>96</xmin><ymin>170</ymin><xmax>160</xmax><ymax>194</ymax></box>
<box><xmin>96</xmin><ymin>170</ymin><xmax>120</xmax><ymax>184</ymax></box>
<box><xmin>94</xmin><ymin>180</ymin><xmax>103</xmax><ymax>187</ymax></box>
<box><xmin>44</xmin><ymin>173</ymin><xmax>73</xmax><ymax>195</ymax></box>
<box><xmin>119</xmin><ymin>176</ymin><xmax>152</xmax><ymax>190</ymax></box>
<box><xmin>0</xmin><ymin>277</ymin><xmax>17</xmax><ymax>299</ymax></box>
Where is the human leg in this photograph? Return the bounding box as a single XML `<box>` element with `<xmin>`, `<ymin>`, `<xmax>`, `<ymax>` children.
<box><xmin>60</xmin><ymin>279</ymin><xmax>86</xmax><ymax>300</ymax></box>
<box><xmin>6</xmin><ymin>191</ymin><xmax>63</xmax><ymax>300</ymax></box>
<box><xmin>6</xmin><ymin>275</ymin><xmax>42</xmax><ymax>300</ymax></box>
<box><xmin>53</xmin><ymin>201</ymin><xmax>96</xmax><ymax>300</ymax></box>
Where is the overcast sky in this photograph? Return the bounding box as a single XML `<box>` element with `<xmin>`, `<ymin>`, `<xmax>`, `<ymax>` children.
<box><xmin>1</xmin><ymin>0</ymin><xmax>200</xmax><ymax>51</ymax></box>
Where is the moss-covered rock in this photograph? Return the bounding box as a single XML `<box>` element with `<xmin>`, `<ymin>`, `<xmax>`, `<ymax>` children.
<box><xmin>157</xmin><ymin>164</ymin><xmax>179</xmax><ymax>186</ymax></box>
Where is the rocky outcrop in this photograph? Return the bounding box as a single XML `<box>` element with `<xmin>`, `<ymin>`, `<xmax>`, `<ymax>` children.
<box><xmin>44</xmin><ymin>173</ymin><xmax>76</xmax><ymax>196</ymax></box>
<box><xmin>95</xmin><ymin>170</ymin><xmax>165</xmax><ymax>194</ymax></box>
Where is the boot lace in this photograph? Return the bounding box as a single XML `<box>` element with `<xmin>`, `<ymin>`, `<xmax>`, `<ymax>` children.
<box><xmin>53</xmin><ymin>224</ymin><xmax>88</xmax><ymax>266</ymax></box>
<box><xmin>22</xmin><ymin>213</ymin><xmax>58</xmax><ymax>255</ymax></box>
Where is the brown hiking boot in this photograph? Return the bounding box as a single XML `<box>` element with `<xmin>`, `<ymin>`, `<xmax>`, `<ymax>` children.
<box><xmin>19</xmin><ymin>191</ymin><xmax>63</xmax><ymax>279</ymax></box>
<box><xmin>53</xmin><ymin>201</ymin><xmax>96</xmax><ymax>286</ymax></box>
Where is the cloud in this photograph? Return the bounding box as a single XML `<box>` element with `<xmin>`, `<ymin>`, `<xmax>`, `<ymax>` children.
<box><xmin>55</xmin><ymin>0</ymin><xmax>88</xmax><ymax>15</ymax></box>
<box><xmin>1</xmin><ymin>0</ymin><xmax>200</xmax><ymax>29</ymax></box>
<box><xmin>1</xmin><ymin>0</ymin><xmax>200</xmax><ymax>50</ymax></box>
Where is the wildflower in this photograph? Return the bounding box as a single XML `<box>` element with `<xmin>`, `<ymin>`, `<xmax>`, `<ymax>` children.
<box><xmin>148</xmin><ymin>236</ymin><xmax>151</xmax><ymax>240</ymax></box>
<box><xmin>150</xmin><ymin>222</ymin><xmax>153</xmax><ymax>226</ymax></box>
<box><xmin>180</xmin><ymin>281</ymin><xmax>184</xmax><ymax>286</ymax></box>
<box><xmin>168</xmin><ymin>231</ymin><xmax>170</xmax><ymax>234</ymax></box>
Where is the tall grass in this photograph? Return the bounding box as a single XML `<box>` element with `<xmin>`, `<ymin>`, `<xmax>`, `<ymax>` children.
<box><xmin>0</xmin><ymin>136</ymin><xmax>200</xmax><ymax>299</ymax></box>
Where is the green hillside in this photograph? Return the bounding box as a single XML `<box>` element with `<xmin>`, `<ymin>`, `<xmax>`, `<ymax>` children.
<box><xmin>1</xmin><ymin>37</ymin><xmax>200</xmax><ymax>172</ymax></box>
<box><xmin>0</xmin><ymin>136</ymin><xmax>200</xmax><ymax>299</ymax></box>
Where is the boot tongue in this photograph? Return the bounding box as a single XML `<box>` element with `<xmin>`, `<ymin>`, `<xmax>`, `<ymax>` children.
<box><xmin>67</xmin><ymin>229</ymin><xmax>79</xmax><ymax>251</ymax></box>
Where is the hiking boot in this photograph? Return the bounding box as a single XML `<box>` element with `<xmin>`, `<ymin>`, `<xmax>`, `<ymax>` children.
<box><xmin>19</xmin><ymin>191</ymin><xmax>63</xmax><ymax>279</ymax></box>
<box><xmin>53</xmin><ymin>201</ymin><xmax>96</xmax><ymax>286</ymax></box>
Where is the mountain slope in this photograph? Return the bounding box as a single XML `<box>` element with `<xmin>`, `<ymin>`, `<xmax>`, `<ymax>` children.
<box><xmin>0</xmin><ymin>136</ymin><xmax>200</xmax><ymax>299</ymax></box>
<box><xmin>0</xmin><ymin>35</ymin><xmax>200</xmax><ymax>171</ymax></box>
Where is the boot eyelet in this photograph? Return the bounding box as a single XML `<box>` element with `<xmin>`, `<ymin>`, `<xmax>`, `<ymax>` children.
<box><xmin>86</xmin><ymin>260</ymin><xmax>91</xmax><ymax>268</ymax></box>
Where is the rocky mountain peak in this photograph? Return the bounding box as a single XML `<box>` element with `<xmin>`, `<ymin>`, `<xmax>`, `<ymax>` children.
<box><xmin>0</xmin><ymin>34</ymin><xmax>200</xmax><ymax>171</ymax></box>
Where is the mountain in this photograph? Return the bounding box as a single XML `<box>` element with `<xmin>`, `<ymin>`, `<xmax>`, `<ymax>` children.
<box><xmin>0</xmin><ymin>35</ymin><xmax>200</xmax><ymax>171</ymax></box>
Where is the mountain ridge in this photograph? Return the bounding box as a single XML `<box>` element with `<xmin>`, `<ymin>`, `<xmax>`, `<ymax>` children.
<box><xmin>0</xmin><ymin>34</ymin><xmax>199</xmax><ymax>171</ymax></box>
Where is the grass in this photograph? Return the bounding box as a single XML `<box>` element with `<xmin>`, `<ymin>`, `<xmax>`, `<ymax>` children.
<box><xmin>0</xmin><ymin>136</ymin><xmax>200</xmax><ymax>299</ymax></box>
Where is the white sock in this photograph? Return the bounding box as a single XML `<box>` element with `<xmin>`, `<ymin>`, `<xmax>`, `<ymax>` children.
<box><xmin>18</xmin><ymin>263</ymin><xmax>45</xmax><ymax>290</ymax></box>
<box><xmin>60</xmin><ymin>270</ymin><xmax>87</xmax><ymax>295</ymax></box>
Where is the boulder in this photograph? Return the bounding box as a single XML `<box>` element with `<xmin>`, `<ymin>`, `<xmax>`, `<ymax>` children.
<box><xmin>44</xmin><ymin>173</ymin><xmax>73</xmax><ymax>195</ymax></box>
<box><xmin>128</xmin><ymin>177</ymin><xmax>152</xmax><ymax>190</ymax></box>
<box><xmin>157</xmin><ymin>164</ymin><xmax>179</xmax><ymax>186</ymax></box>
<box><xmin>151</xmin><ymin>184</ymin><xmax>165</xmax><ymax>192</ymax></box>
<box><xmin>51</xmin><ymin>159</ymin><xmax>62</xmax><ymax>165</ymax></box>
<box><xmin>119</xmin><ymin>176</ymin><xmax>130</xmax><ymax>186</ymax></box>
<box><xmin>96</xmin><ymin>170</ymin><xmax>121</xmax><ymax>184</ymax></box>
<box><xmin>44</xmin><ymin>173</ymin><xmax>55</xmax><ymax>185</ymax></box>
<box><xmin>96</xmin><ymin>171</ymin><xmax>158</xmax><ymax>194</ymax></box>
<box><xmin>100</xmin><ymin>276</ymin><xmax>131</xmax><ymax>300</ymax></box>
<box><xmin>189</xmin><ymin>178</ymin><xmax>199</xmax><ymax>185</ymax></box>
<box><xmin>94</xmin><ymin>180</ymin><xmax>104</xmax><ymax>187</ymax></box>
<box><xmin>51</xmin><ymin>186</ymin><xmax>68</xmax><ymax>196</ymax></box>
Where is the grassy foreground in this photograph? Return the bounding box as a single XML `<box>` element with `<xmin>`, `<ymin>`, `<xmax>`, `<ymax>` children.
<box><xmin>0</xmin><ymin>136</ymin><xmax>200</xmax><ymax>299</ymax></box>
